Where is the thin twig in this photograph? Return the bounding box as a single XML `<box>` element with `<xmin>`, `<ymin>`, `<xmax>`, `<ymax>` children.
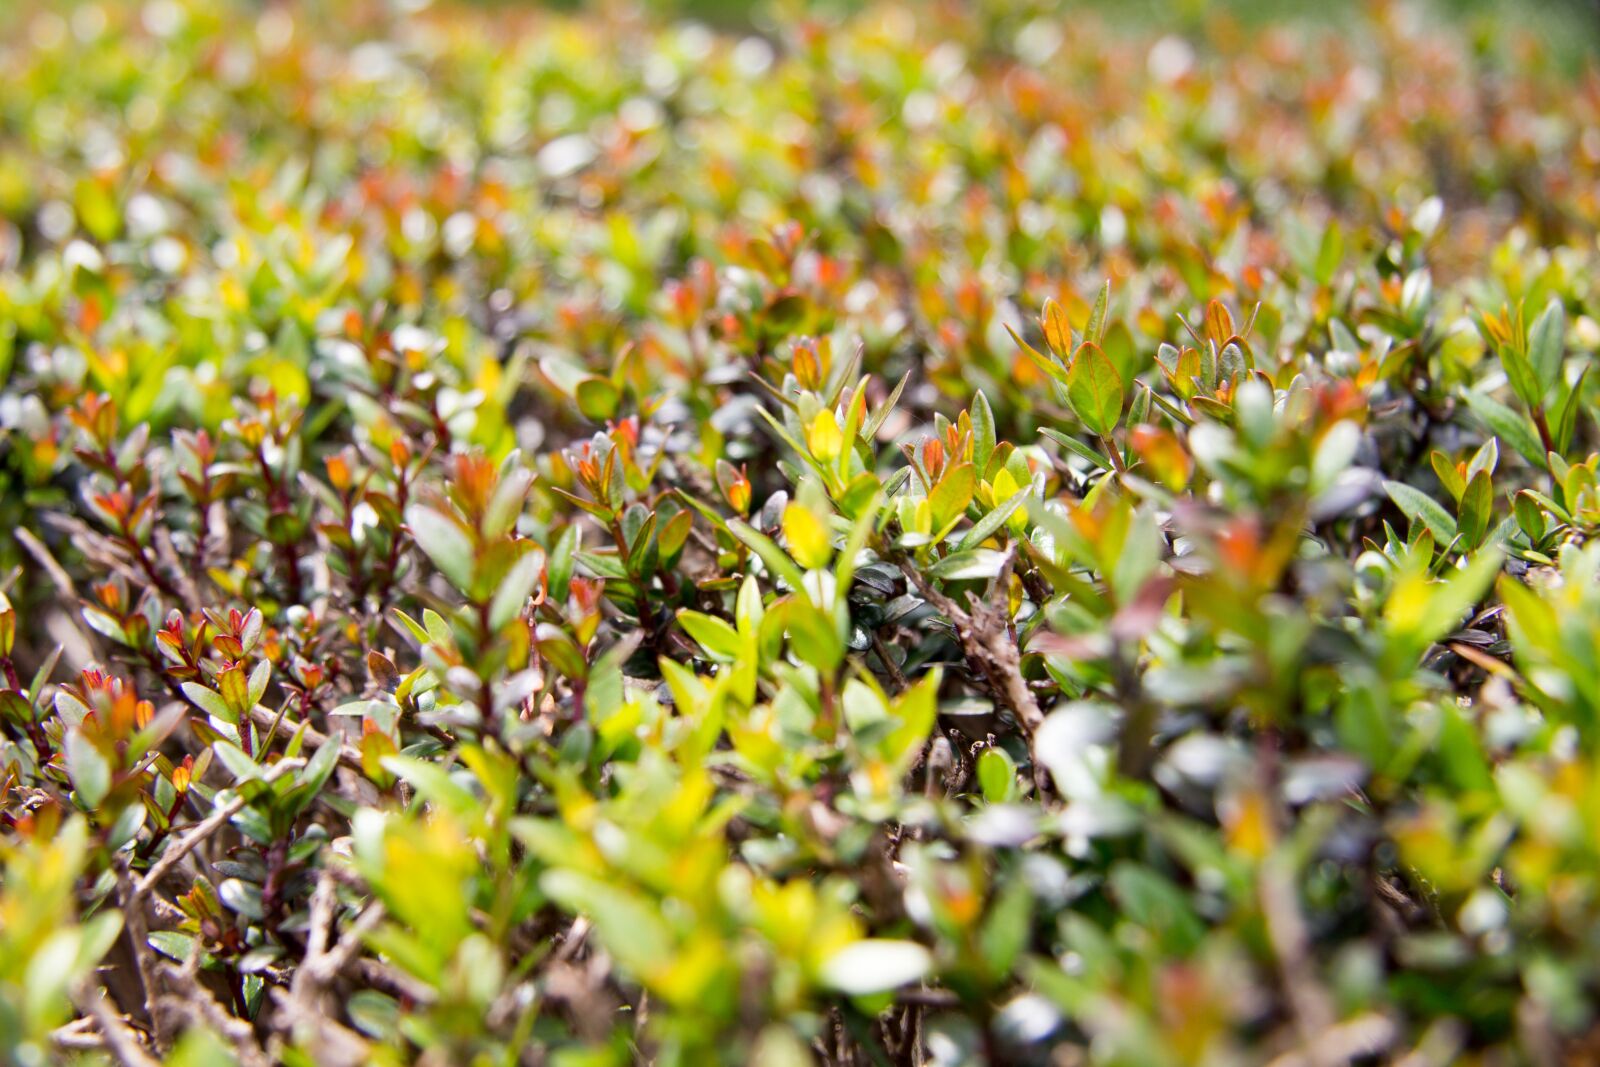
<box><xmin>17</xmin><ymin>526</ymin><xmax>80</xmax><ymax>598</ymax></box>
<box><xmin>247</xmin><ymin>705</ymin><xmax>364</xmax><ymax>771</ymax></box>
<box><xmin>1262</xmin><ymin>854</ymin><xmax>1337</xmax><ymax>1067</ymax></box>
<box><xmin>894</xmin><ymin>549</ymin><xmax>1050</xmax><ymax>790</ymax></box>
<box><xmin>50</xmin><ymin>1014</ymin><xmax>105</xmax><ymax>1051</ymax></box>
<box><xmin>267</xmin><ymin>895</ymin><xmax>380</xmax><ymax>1067</ymax></box>
<box><xmin>71</xmin><ymin>983</ymin><xmax>159</xmax><ymax>1067</ymax></box>
<box><xmin>114</xmin><ymin>861</ymin><xmax>173</xmax><ymax>1050</ymax></box>
<box><xmin>132</xmin><ymin>758</ymin><xmax>304</xmax><ymax>901</ymax></box>
<box><xmin>160</xmin><ymin>943</ymin><xmax>272</xmax><ymax>1067</ymax></box>
<box><xmin>870</xmin><ymin>628</ymin><xmax>909</xmax><ymax>691</ymax></box>
<box><xmin>307</xmin><ymin>901</ymin><xmax>386</xmax><ymax>985</ymax></box>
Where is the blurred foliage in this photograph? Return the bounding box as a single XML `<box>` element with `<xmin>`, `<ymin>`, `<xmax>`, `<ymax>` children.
<box><xmin>4</xmin><ymin>0</ymin><xmax>1600</xmax><ymax>1064</ymax></box>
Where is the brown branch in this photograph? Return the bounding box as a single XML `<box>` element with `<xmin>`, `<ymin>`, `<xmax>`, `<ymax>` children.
<box><xmin>1261</xmin><ymin>854</ymin><xmax>1337</xmax><ymax>1067</ymax></box>
<box><xmin>894</xmin><ymin>551</ymin><xmax>1049</xmax><ymax>790</ymax></box>
<box><xmin>50</xmin><ymin>1014</ymin><xmax>106</xmax><ymax>1051</ymax></box>
<box><xmin>17</xmin><ymin>526</ymin><xmax>80</xmax><ymax>599</ymax></box>
<box><xmin>71</xmin><ymin>982</ymin><xmax>160</xmax><ymax>1067</ymax></box>
<box><xmin>160</xmin><ymin>941</ymin><xmax>272</xmax><ymax>1067</ymax></box>
<box><xmin>132</xmin><ymin>758</ymin><xmax>305</xmax><ymax>901</ymax></box>
<box><xmin>870</xmin><ymin>628</ymin><xmax>909</xmax><ymax>692</ymax></box>
<box><xmin>113</xmin><ymin>862</ymin><xmax>173</xmax><ymax>1051</ymax></box>
<box><xmin>247</xmin><ymin>704</ymin><xmax>364</xmax><ymax>772</ymax></box>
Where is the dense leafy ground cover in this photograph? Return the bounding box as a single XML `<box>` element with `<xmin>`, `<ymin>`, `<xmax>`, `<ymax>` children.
<box><xmin>5</xmin><ymin>0</ymin><xmax>1600</xmax><ymax>1063</ymax></box>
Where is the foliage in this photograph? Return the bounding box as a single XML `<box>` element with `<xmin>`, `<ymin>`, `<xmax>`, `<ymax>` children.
<box><xmin>3</xmin><ymin>0</ymin><xmax>1600</xmax><ymax>1063</ymax></box>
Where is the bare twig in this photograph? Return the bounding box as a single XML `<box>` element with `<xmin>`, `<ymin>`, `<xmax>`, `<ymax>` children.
<box><xmin>269</xmin><ymin>868</ymin><xmax>388</xmax><ymax>1067</ymax></box>
<box><xmin>17</xmin><ymin>526</ymin><xmax>80</xmax><ymax>598</ymax></box>
<box><xmin>870</xmin><ymin>628</ymin><xmax>909</xmax><ymax>691</ymax></box>
<box><xmin>296</xmin><ymin>868</ymin><xmax>340</xmax><ymax>985</ymax></box>
<box><xmin>1261</xmin><ymin>854</ymin><xmax>1337</xmax><ymax>1067</ymax></box>
<box><xmin>71</xmin><ymin>983</ymin><xmax>159</xmax><ymax>1067</ymax></box>
<box><xmin>895</xmin><ymin>550</ymin><xmax>1049</xmax><ymax>789</ymax></box>
<box><xmin>153</xmin><ymin>525</ymin><xmax>204</xmax><ymax>613</ymax></box>
<box><xmin>51</xmin><ymin>1014</ymin><xmax>106</xmax><ymax>1051</ymax></box>
<box><xmin>247</xmin><ymin>705</ymin><xmax>364</xmax><ymax>771</ymax></box>
<box><xmin>133</xmin><ymin>758</ymin><xmax>305</xmax><ymax>901</ymax></box>
<box><xmin>159</xmin><ymin>942</ymin><xmax>272</xmax><ymax>1067</ymax></box>
<box><xmin>307</xmin><ymin>901</ymin><xmax>386</xmax><ymax>985</ymax></box>
<box><xmin>113</xmin><ymin>862</ymin><xmax>173</xmax><ymax>1050</ymax></box>
<box><xmin>1264</xmin><ymin>1013</ymin><xmax>1397</xmax><ymax>1067</ymax></box>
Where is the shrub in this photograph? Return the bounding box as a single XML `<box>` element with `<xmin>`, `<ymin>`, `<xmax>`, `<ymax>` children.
<box><xmin>4</xmin><ymin>0</ymin><xmax>1600</xmax><ymax>1064</ymax></box>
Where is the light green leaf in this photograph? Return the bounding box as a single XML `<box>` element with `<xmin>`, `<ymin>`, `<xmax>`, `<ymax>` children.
<box><xmin>1528</xmin><ymin>298</ymin><xmax>1566</xmax><ymax>395</ymax></box>
<box><xmin>406</xmin><ymin>505</ymin><xmax>476</xmax><ymax>592</ymax></box>
<box><xmin>1461</xmin><ymin>390</ymin><xmax>1545</xmax><ymax>467</ymax></box>
<box><xmin>575</xmin><ymin>376</ymin><xmax>620</xmax><ymax>421</ymax></box>
<box><xmin>1384</xmin><ymin>481</ymin><xmax>1457</xmax><ymax>542</ymax></box>
<box><xmin>181</xmin><ymin>682</ymin><xmax>237</xmax><ymax>725</ymax></box>
<box><xmin>677</xmin><ymin>610</ymin><xmax>742</xmax><ymax>662</ymax></box>
<box><xmin>928</xmin><ymin>463</ymin><xmax>976</xmax><ymax>531</ymax></box>
<box><xmin>65</xmin><ymin>731</ymin><xmax>111</xmax><ymax>809</ymax></box>
<box><xmin>1066</xmin><ymin>342</ymin><xmax>1123</xmax><ymax>436</ymax></box>
<box><xmin>1458</xmin><ymin>469</ymin><xmax>1492</xmax><ymax>548</ymax></box>
<box><xmin>489</xmin><ymin>547</ymin><xmax>544</xmax><ymax>631</ymax></box>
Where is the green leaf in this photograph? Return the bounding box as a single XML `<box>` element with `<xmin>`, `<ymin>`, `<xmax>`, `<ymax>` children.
<box><xmin>1384</xmin><ymin>481</ymin><xmax>1457</xmax><ymax>542</ymax></box>
<box><xmin>1085</xmin><ymin>279</ymin><xmax>1111</xmax><ymax>345</ymax></box>
<box><xmin>1437</xmin><ymin>703</ymin><xmax>1493</xmax><ymax>793</ymax></box>
<box><xmin>547</xmin><ymin>525</ymin><xmax>579</xmax><ymax>603</ymax></box>
<box><xmin>1528</xmin><ymin>298</ymin><xmax>1566</xmax><ymax>395</ymax></box>
<box><xmin>381</xmin><ymin>755</ymin><xmax>478</xmax><ymax>817</ymax></box>
<box><xmin>575</xmin><ymin>376</ymin><xmax>620</xmax><ymax>421</ymax></box>
<box><xmin>1500</xmin><ymin>342</ymin><xmax>1541</xmax><ymax>411</ymax></box>
<box><xmin>926</xmin><ymin>549</ymin><xmax>1008</xmax><ymax>581</ymax></box>
<box><xmin>677</xmin><ymin>610</ymin><xmax>742</xmax><ymax>662</ymax></box>
<box><xmin>1461</xmin><ymin>390</ymin><xmax>1545</xmax><ymax>467</ymax></box>
<box><xmin>405</xmin><ymin>505</ymin><xmax>476</xmax><ymax>592</ymax></box>
<box><xmin>182</xmin><ymin>682</ymin><xmax>237</xmax><ymax>725</ymax></box>
<box><xmin>1006</xmin><ymin>324</ymin><xmax>1069</xmax><ymax>387</ymax></box>
<box><xmin>484</xmin><ymin>466</ymin><xmax>534</xmax><ymax>539</ymax></box>
<box><xmin>148</xmin><ymin>931</ymin><xmax>201</xmax><ymax>965</ymax></box>
<box><xmin>1431</xmin><ymin>451</ymin><xmax>1466</xmax><ymax>503</ymax></box>
<box><xmin>1040</xmin><ymin>427</ymin><xmax>1115</xmax><ymax>473</ymax></box>
<box><xmin>1066</xmin><ymin>342</ymin><xmax>1123</xmax><ymax>436</ymax></box>
<box><xmin>1514</xmin><ymin>490</ymin><xmax>1547</xmax><ymax>541</ymax></box>
<box><xmin>928</xmin><ymin>463</ymin><xmax>976</xmax><ymax>531</ymax></box>
<box><xmin>779</xmin><ymin>597</ymin><xmax>845</xmax><ymax>673</ymax></box>
<box><xmin>1109</xmin><ymin>863</ymin><xmax>1204</xmax><ymax>955</ymax></box>
<box><xmin>65</xmin><ymin>731</ymin><xmax>111</xmax><ymax>809</ymax></box>
<box><xmin>979</xmin><ymin>877</ymin><xmax>1033</xmax><ymax>975</ymax></box>
<box><xmin>1458</xmin><ymin>469</ymin><xmax>1492</xmax><ymax>549</ymax></box>
<box><xmin>1412</xmin><ymin>550</ymin><xmax>1504</xmax><ymax>649</ymax></box>
<box><xmin>212</xmin><ymin>741</ymin><xmax>264</xmax><ymax>782</ymax></box>
<box><xmin>391</xmin><ymin>609</ymin><xmax>431</xmax><ymax>645</ymax></box>
<box><xmin>283</xmin><ymin>734</ymin><xmax>340</xmax><ymax>819</ymax></box>
<box><xmin>957</xmin><ymin>484</ymin><xmax>1033</xmax><ymax>551</ymax></box>
<box><xmin>489</xmin><ymin>547</ymin><xmax>544</xmax><ymax>631</ymax></box>
<box><xmin>541</xmin><ymin>870</ymin><xmax>674</xmax><ymax>977</ymax></box>
<box><xmin>1554</xmin><ymin>364</ymin><xmax>1590</xmax><ymax>453</ymax></box>
<box><xmin>976</xmin><ymin>747</ymin><xmax>1017</xmax><ymax>803</ymax></box>
<box><xmin>246</xmin><ymin>660</ymin><xmax>271</xmax><ymax>711</ymax></box>
<box><xmin>728</xmin><ymin>518</ymin><xmax>808</xmax><ymax>593</ymax></box>
<box><xmin>576</xmin><ymin>550</ymin><xmax>629</xmax><ymax>581</ymax></box>
<box><xmin>970</xmin><ymin>391</ymin><xmax>996</xmax><ymax>475</ymax></box>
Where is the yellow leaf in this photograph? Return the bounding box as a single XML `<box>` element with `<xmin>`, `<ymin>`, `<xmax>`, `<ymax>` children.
<box><xmin>806</xmin><ymin>409</ymin><xmax>844</xmax><ymax>462</ymax></box>
<box><xmin>782</xmin><ymin>502</ymin><xmax>832</xmax><ymax>569</ymax></box>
